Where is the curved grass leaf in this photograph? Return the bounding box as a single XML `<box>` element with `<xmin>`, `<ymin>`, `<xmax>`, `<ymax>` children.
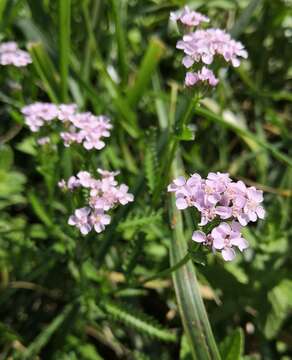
<box><xmin>127</xmin><ymin>37</ymin><xmax>165</xmax><ymax>108</ymax></box>
<box><xmin>23</xmin><ymin>304</ymin><xmax>73</xmax><ymax>359</ymax></box>
<box><xmin>195</xmin><ymin>106</ymin><xmax>292</xmax><ymax>167</ymax></box>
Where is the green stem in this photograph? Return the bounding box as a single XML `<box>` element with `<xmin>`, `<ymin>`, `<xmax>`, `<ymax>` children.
<box><xmin>153</xmin><ymin>95</ymin><xmax>199</xmax><ymax>204</ymax></box>
<box><xmin>141</xmin><ymin>252</ymin><xmax>191</xmax><ymax>284</ymax></box>
<box><xmin>59</xmin><ymin>0</ymin><xmax>71</xmax><ymax>102</ymax></box>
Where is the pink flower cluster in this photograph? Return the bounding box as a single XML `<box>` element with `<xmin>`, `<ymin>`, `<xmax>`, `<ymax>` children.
<box><xmin>168</xmin><ymin>172</ymin><xmax>265</xmax><ymax>261</ymax></box>
<box><xmin>177</xmin><ymin>29</ymin><xmax>248</xmax><ymax>69</ymax></box>
<box><xmin>59</xmin><ymin>169</ymin><xmax>134</xmax><ymax>235</ymax></box>
<box><xmin>171</xmin><ymin>8</ymin><xmax>248</xmax><ymax>87</ymax></box>
<box><xmin>185</xmin><ymin>66</ymin><xmax>218</xmax><ymax>87</ymax></box>
<box><xmin>21</xmin><ymin>102</ymin><xmax>112</xmax><ymax>150</ymax></box>
<box><xmin>0</xmin><ymin>42</ymin><xmax>32</xmax><ymax>67</ymax></box>
<box><xmin>170</xmin><ymin>6</ymin><xmax>210</xmax><ymax>27</ymax></box>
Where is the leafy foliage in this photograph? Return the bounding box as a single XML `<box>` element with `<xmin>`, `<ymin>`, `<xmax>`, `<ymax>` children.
<box><xmin>0</xmin><ymin>0</ymin><xmax>292</xmax><ymax>359</ymax></box>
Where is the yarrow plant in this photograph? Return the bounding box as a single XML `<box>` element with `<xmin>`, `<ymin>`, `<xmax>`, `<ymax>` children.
<box><xmin>0</xmin><ymin>41</ymin><xmax>32</xmax><ymax>67</ymax></box>
<box><xmin>21</xmin><ymin>102</ymin><xmax>112</xmax><ymax>150</ymax></box>
<box><xmin>21</xmin><ymin>100</ymin><xmax>133</xmax><ymax>236</ymax></box>
<box><xmin>59</xmin><ymin>169</ymin><xmax>134</xmax><ymax>235</ymax></box>
<box><xmin>168</xmin><ymin>172</ymin><xmax>265</xmax><ymax>261</ymax></box>
<box><xmin>170</xmin><ymin>7</ymin><xmax>248</xmax><ymax>87</ymax></box>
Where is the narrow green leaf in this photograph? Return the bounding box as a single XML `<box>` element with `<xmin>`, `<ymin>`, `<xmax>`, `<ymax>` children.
<box><xmin>220</xmin><ymin>328</ymin><xmax>244</xmax><ymax>360</ymax></box>
<box><xmin>109</xmin><ymin>0</ymin><xmax>127</xmax><ymax>84</ymax></box>
<box><xmin>195</xmin><ymin>106</ymin><xmax>292</xmax><ymax>167</ymax></box>
<box><xmin>28</xmin><ymin>42</ymin><xmax>59</xmax><ymax>103</ymax></box>
<box><xmin>0</xmin><ymin>0</ymin><xmax>7</xmax><ymax>21</ymax></box>
<box><xmin>28</xmin><ymin>191</ymin><xmax>53</xmax><ymax>228</ymax></box>
<box><xmin>23</xmin><ymin>304</ymin><xmax>73</xmax><ymax>359</ymax></box>
<box><xmin>58</xmin><ymin>0</ymin><xmax>71</xmax><ymax>101</ymax></box>
<box><xmin>231</xmin><ymin>0</ymin><xmax>262</xmax><ymax>38</ymax></box>
<box><xmin>94</xmin><ymin>59</ymin><xmax>140</xmax><ymax>138</ymax></box>
<box><xmin>127</xmin><ymin>37</ymin><xmax>165</xmax><ymax>108</ymax></box>
<box><xmin>0</xmin><ymin>145</ymin><xmax>13</xmax><ymax>170</ymax></box>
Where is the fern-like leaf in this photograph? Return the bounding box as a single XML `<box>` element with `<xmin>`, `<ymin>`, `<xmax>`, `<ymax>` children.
<box><xmin>118</xmin><ymin>207</ymin><xmax>162</xmax><ymax>232</ymax></box>
<box><xmin>122</xmin><ymin>234</ymin><xmax>145</xmax><ymax>279</ymax></box>
<box><xmin>102</xmin><ymin>301</ymin><xmax>177</xmax><ymax>343</ymax></box>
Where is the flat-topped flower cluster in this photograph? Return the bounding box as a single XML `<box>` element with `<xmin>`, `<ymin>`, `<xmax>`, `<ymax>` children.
<box><xmin>0</xmin><ymin>41</ymin><xmax>32</xmax><ymax>67</ymax></box>
<box><xmin>168</xmin><ymin>172</ymin><xmax>265</xmax><ymax>261</ymax></box>
<box><xmin>21</xmin><ymin>102</ymin><xmax>112</xmax><ymax>151</ymax></box>
<box><xmin>59</xmin><ymin>169</ymin><xmax>134</xmax><ymax>235</ymax></box>
<box><xmin>170</xmin><ymin>6</ymin><xmax>248</xmax><ymax>87</ymax></box>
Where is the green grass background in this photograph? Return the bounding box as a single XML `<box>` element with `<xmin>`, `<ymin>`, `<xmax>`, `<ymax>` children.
<box><xmin>0</xmin><ymin>0</ymin><xmax>292</xmax><ymax>359</ymax></box>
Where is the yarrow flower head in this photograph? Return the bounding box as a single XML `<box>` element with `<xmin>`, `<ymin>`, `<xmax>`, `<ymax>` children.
<box><xmin>185</xmin><ymin>67</ymin><xmax>219</xmax><ymax>87</ymax></box>
<box><xmin>168</xmin><ymin>172</ymin><xmax>265</xmax><ymax>261</ymax></box>
<box><xmin>60</xmin><ymin>169</ymin><xmax>134</xmax><ymax>235</ymax></box>
<box><xmin>0</xmin><ymin>41</ymin><xmax>32</xmax><ymax>67</ymax></box>
<box><xmin>171</xmin><ymin>8</ymin><xmax>248</xmax><ymax>88</ymax></box>
<box><xmin>170</xmin><ymin>6</ymin><xmax>210</xmax><ymax>28</ymax></box>
<box><xmin>21</xmin><ymin>102</ymin><xmax>112</xmax><ymax>151</ymax></box>
<box><xmin>177</xmin><ymin>29</ymin><xmax>248</xmax><ymax>69</ymax></box>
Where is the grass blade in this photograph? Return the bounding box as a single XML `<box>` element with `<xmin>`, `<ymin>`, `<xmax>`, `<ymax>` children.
<box><xmin>231</xmin><ymin>0</ymin><xmax>262</xmax><ymax>38</ymax></box>
<box><xmin>109</xmin><ymin>0</ymin><xmax>127</xmax><ymax>84</ymax></box>
<box><xmin>58</xmin><ymin>0</ymin><xmax>71</xmax><ymax>102</ymax></box>
<box><xmin>127</xmin><ymin>37</ymin><xmax>165</xmax><ymax>108</ymax></box>
<box><xmin>195</xmin><ymin>106</ymin><xmax>292</xmax><ymax>167</ymax></box>
<box><xmin>23</xmin><ymin>304</ymin><xmax>73</xmax><ymax>359</ymax></box>
<box><xmin>28</xmin><ymin>42</ymin><xmax>59</xmax><ymax>103</ymax></box>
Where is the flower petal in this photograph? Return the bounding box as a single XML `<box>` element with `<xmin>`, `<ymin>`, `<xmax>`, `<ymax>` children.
<box><xmin>192</xmin><ymin>230</ymin><xmax>206</xmax><ymax>243</ymax></box>
<box><xmin>222</xmin><ymin>248</ymin><xmax>236</xmax><ymax>261</ymax></box>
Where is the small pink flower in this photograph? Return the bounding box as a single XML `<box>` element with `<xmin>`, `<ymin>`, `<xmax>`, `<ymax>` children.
<box><xmin>211</xmin><ymin>221</ymin><xmax>248</xmax><ymax>261</ymax></box>
<box><xmin>68</xmin><ymin>207</ymin><xmax>92</xmax><ymax>235</ymax></box>
<box><xmin>167</xmin><ymin>176</ymin><xmax>186</xmax><ymax>192</ymax></box>
<box><xmin>37</xmin><ymin>136</ymin><xmax>50</xmax><ymax>146</ymax></box>
<box><xmin>90</xmin><ymin>209</ymin><xmax>111</xmax><ymax>233</ymax></box>
<box><xmin>57</xmin><ymin>104</ymin><xmax>77</xmax><ymax>122</ymax></box>
<box><xmin>243</xmin><ymin>187</ymin><xmax>265</xmax><ymax>222</ymax></box>
<box><xmin>67</xmin><ymin>176</ymin><xmax>80</xmax><ymax>190</ymax></box>
<box><xmin>0</xmin><ymin>42</ymin><xmax>32</xmax><ymax>67</ymax></box>
<box><xmin>58</xmin><ymin>179</ymin><xmax>67</xmax><ymax>189</ymax></box>
<box><xmin>0</xmin><ymin>42</ymin><xmax>18</xmax><ymax>53</ymax></box>
<box><xmin>170</xmin><ymin>7</ymin><xmax>209</xmax><ymax>27</ymax></box>
<box><xmin>77</xmin><ymin>171</ymin><xmax>95</xmax><ymax>188</ymax></box>
<box><xmin>115</xmin><ymin>184</ymin><xmax>134</xmax><ymax>205</ymax></box>
<box><xmin>185</xmin><ymin>67</ymin><xmax>219</xmax><ymax>87</ymax></box>
<box><xmin>192</xmin><ymin>230</ymin><xmax>206</xmax><ymax>243</ymax></box>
